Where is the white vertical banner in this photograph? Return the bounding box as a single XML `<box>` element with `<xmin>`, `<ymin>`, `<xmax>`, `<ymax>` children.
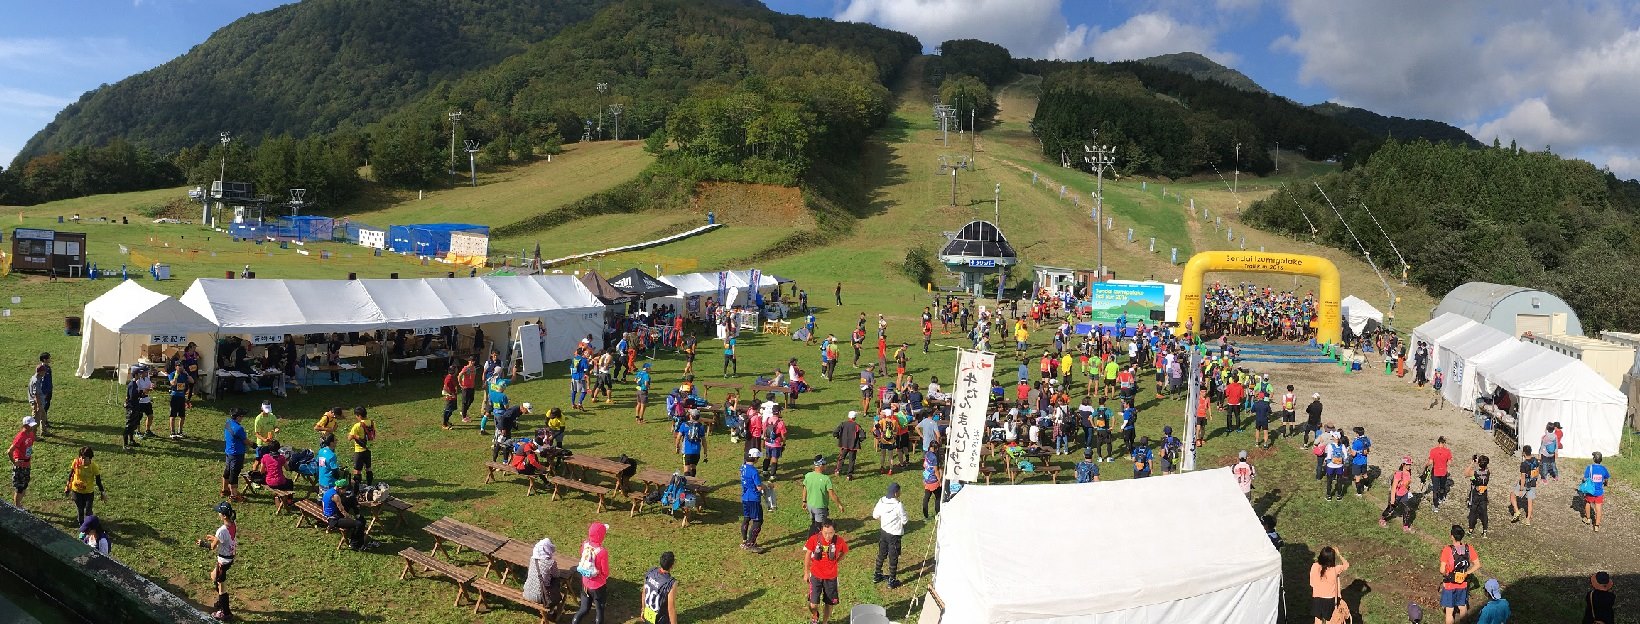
<box><xmin>945</xmin><ymin>349</ymin><xmax>995</xmax><ymax>482</ymax></box>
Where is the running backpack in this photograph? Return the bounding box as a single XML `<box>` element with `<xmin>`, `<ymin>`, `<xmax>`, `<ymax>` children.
<box><xmin>685</xmin><ymin>423</ymin><xmax>704</xmax><ymax>444</ymax></box>
<box><xmin>1444</xmin><ymin>544</ymin><xmax>1471</xmax><ymax>583</ymax></box>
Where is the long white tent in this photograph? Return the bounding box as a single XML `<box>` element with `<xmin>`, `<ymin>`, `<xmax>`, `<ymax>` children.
<box><xmin>76</xmin><ymin>281</ymin><xmax>219</xmax><ymax>378</ymax></box>
<box><xmin>1413</xmin><ymin>313</ymin><xmax>1477</xmax><ymax>359</ymax></box>
<box><xmin>1484</xmin><ymin>349</ymin><xmax>1626</xmax><ymax>457</ymax></box>
<box><xmin>1437</xmin><ymin>322</ymin><xmax>1512</xmax><ymax>408</ymax></box>
<box><xmin>923</xmin><ymin>468</ymin><xmax>1279</xmax><ymax>624</ymax></box>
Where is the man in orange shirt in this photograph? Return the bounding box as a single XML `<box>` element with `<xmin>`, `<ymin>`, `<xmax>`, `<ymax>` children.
<box><xmin>1438</xmin><ymin>525</ymin><xmax>1480</xmax><ymax>623</ymax></box>
<box><xmin>1194</xmin><ymin>394</ymin><xmax>1211</xmax><ymax>448</ymax></box>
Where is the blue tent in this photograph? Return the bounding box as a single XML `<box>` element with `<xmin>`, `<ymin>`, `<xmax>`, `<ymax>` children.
<box><xmin>387</xmin><ymin>223</ymin><xmax>489</xmax><ymax>256</ymax></box>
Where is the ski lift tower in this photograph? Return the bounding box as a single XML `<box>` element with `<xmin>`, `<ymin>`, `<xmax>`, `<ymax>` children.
<box><xmin>287</xmin><ymin>189</ymin><xmax>307</xmax><ymax>217</ymax></box>
<box><xmin>463</xmin><ymin>140</ymin><xmax>481</xmax><ymax>187</ymax></box>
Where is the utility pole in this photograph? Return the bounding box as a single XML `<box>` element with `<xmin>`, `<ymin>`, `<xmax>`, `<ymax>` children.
<box><xmin>1084</xmin><ymin>142</ymin><xmax>1116</xmax><ymax>281</ymax></box>
<box><xmin>950</xmin><ymin>168</ymin><xmax>958</xmax><ymax>206</ymax></box>
<box><xmin>215</xmin><ymin>131</ymin><xmax>230</xmax><ymax>228</ymax></box>
<box><xmin>448</xmin><ymin>110</ymin><xmax>463</xmax><ymax>174</ymax></box>
<box><xmin>994</xmin><ymin>183</ymin><xmax>1003</xmax><ymax>301</ymax></box>
<box><xmin>464</xmin><ymin>140</ymin><xmax>481</xmax><ymax>187</ymax></box>
<box><xmin>969</xmin><ymin>107</ymin><xmax>976</xmax><ymax>165</ymax></box>
<box><xmin>608</xmin><ymin>104</ymin><xmax>623</xmax><ymax>141</ymax></box>
<box><xmin>1274</xmin><ymin>141</ymin><xmax>1279</xmax><ymax>174</ymax></box>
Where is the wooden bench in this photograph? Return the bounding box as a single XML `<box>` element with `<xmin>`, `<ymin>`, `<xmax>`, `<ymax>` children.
<box><xmin>547</xmin><ymin>476</ymin><xmax>611</xmax><ymax>512</ymax></box>
<box><xmin>364</xmin><ymin>495</ymin><xmax>414</xmax><ymax>533</ymax></box>
<box><xmin>471</xmin><ymin>577</ymin><xmax>559</xmax><ymax>624</ymax></box>
<box><xmin>485</xmin><ymin>461</ymin><xmax>543</xmax><ymax>496</ymax></box>
<box><xmin>979</xmin><ymin>466</ymin><xmax>997</xmax><ymax>485</ymax></box>
<box><xmin>398</xmin><ymin>548</ymin><xmax>476</xmax><ymax>607</ymax></box>
<box><xmin>293</xmin><ymin>499</ymin><xmax>361</xmax><ymax>552</ymax></box>
<box><xmin>243</xmin><ymin>474</ymin><xmax>296</xmax><ymax>514</ymax></box>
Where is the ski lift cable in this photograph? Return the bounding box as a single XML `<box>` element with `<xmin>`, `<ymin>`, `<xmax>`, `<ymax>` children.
<box><xmin>1314</xmin><ymin>182</ymin><xmax>1395</xmax><ymax>305</ymax></box>
<box><xmin>1356</xmin><ymin>200</ymin><xmax>1408</xmax><ymax>270</ymax></box>
<box><xmin>1286</xmin><ymin>191</ymin><xmax>1318</xmax><ymax>238</ymax></box>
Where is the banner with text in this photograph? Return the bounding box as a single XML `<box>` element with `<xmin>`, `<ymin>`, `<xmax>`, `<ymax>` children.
<box><xmin>945</xmin><ymin>349</ymin><xmax>995</xmax><ymax>482</ymax></box>
<box><xmin>1084</xmin><ymin>282</ymin><xmax>1166</xmax><ymax>326</ymax></box>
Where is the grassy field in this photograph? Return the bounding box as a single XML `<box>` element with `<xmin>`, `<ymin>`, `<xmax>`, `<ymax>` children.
<box><xmin>0</xmin><ymin>57</ymin><xmax>1629</xmax><ymax>623</ymax></box>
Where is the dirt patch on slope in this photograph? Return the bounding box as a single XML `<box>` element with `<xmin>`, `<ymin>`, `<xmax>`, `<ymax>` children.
<box><xmin>691</xmin><ymin>181</ymin><xmax>813</xmax><ymax>229</ymax></box>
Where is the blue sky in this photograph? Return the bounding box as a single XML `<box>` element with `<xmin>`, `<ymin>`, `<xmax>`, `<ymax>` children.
<box><xmin>6</xmin><ymin>1</ymin><xmax>1640</xmax><ymax>179</ymax></box>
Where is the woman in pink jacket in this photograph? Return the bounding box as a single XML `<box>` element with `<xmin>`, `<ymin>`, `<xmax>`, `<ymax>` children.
<box><xmin>570</xmin><ymin>522</ymin><xmax>611</xmax><ymax>624</ymax></box>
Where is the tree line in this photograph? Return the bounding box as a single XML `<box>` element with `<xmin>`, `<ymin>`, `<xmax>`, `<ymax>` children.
<box><xmin>1245</xmin><ymin>139</ymin><xmax>1640</xmax><ymax>333</ymax></box>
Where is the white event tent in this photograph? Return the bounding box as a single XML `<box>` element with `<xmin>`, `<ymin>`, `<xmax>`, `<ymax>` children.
<box><xmin>1437</xmin><ymin>322</ymin><xmax>1513</xmax><ymax>408</ymax></box>
<box><xmin>178</xmin><ymin>275</ymin><xmax>605</xmax><ymax>376</ymax></box>
<box><xmin>1482</xmin><ymin>350</ymin><xmax>1626</xmax><ymax>457</ymax></box>
<box><xmin>1340</xmin><ymin>295</ymin><xmax>1384</xmax><ymax>335</ymax></box>
<box><xmin>76</xmin><ymin>281</ymin><xmax>218</xmax><ymax>379</ymax></box>
<box><xmin>1412</xmin><ymin>313</ymin><xmax>1477</xmax><ymax>360</ymax></box>
<box><xmin>922</xmin><ymin>468</ymin><xmax>1279</xmax><ymax>624</ymax></box>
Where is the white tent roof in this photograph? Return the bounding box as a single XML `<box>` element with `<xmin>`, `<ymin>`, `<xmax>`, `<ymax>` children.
<box><xmin>930</xmin><ymin>469</ymin><xmax>1279</xmax><ymax>623</ymax></box>
<box><xmin>181</xmin><ymin>276</ymin><xmax>603</xmax><ymax>336</ymax></box>
<box><xmin>1442</xmin><ymin>322</ymin><xmax>1513</xmax><ymax>361</ymax></box>
<box><xmin>657</xmin><ymin>273</ymin><xmax>719</xmax><ymax>297</ymax></box>
<box><xmin>1488</xmin><ymin>348</ymin><xmax>1626</xmax><ymax>457</ymax></box>
<box><xmin>1340</xmin><ymin>295</ymin><xmax>1384</xmax><ymax>334</ymax></box>
<box><xmin>1492</xmin><ymin>350</ymin><xmax>1625</xmax><ymax>405</ymax></box>
<box><xmin>83</xmin><ymin>281</ymin><xmax>216</xmax><ymax>335</ymax></box>
<box><xmin>1414</xmin><ymin>313</ymin><xmax>1476</xmax><ymax>345</ymax></box>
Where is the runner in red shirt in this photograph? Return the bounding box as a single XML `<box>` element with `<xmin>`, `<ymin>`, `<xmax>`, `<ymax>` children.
<box><xmin>1223</xmin><ymin>379</ymin><xmax>1246</xmax><ymax>432</ymax></box>
<box><xmin>804</xmin><ymin>521</ymin><xmax>848</xmax><ymax>623</ymax></box>
<box><xmin>1426</xmin><ymin>437</ymin><xmax>1454</xmax><ymax>512</ymax></box>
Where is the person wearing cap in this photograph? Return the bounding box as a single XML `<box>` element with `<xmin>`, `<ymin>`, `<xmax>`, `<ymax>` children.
<box><xmin>871</xmin><ymin>482</ymin><xmax>907</xmax><ymax>589</ymax></box>
<box><xmin>803</xmin><ymin>455</ymin><xmax>844</xmax><ymax>537</ymax></box>
<box><xmin>762</xmin><ymin>406</ymin><xmax>789</xmax><ymax>478</ymax></box>
<box><xmin>252</xmin><ymin>401</ymin><xmax>280</xmax><ymax>458</ymax></box>
<box><xmin>1349</xmin><ymin>426</ymin><xmax>1372</xmax><ymax>497</ymax></box>
<box><xmin>439</xmin><ymin>364</ymin><xmax>461</xmax><ymax>430</ymax></box>
<box><xmin>1475</xmin><ymin>578</ymin><xmax>1509</xmax><ymax>624</ymax></box>
<box><xmin>322</xmin><ymin>476</ymin><xmax>375</xmax><ymax>551</ymax></box>
<box><xmin>200</xmin><ymin>502</ymin><xmax>238</xmax><ymax>595</ymax></box>
<box><xmin>28</xmin><ymin>352</ymin><xmax>52</xmax><ymax>435</ymax></box>
<box><xmin>348</xmin><ymin>406</ymin><xmax>376</xmax><ymax>486</ymax></box>
<box><xmin>1233</xmin><ymin>451</ymin><xmax>1256</xmax><ymax>499</ymax></box>
<box><xmin>634</xmin><ymin>363</ymin><xmax>652</xmax><ymax>423</ymax></box>
<box><xmin>10</xmin><ymin>416</ymin><xmax>38</xmax><ymax>510</ymax></box>
<box><xmin>167</xmin><ymin>357</ymin><xmax>191</xmax><ymax>440</ymax></box>
<box><xmin>1439</xmin><ymin>525</ymin><xmax>1480</xmax><ymax>623</ymax></box>
<box><xmin>833</xmin><ymin>412</ymin><xmax>865</xmax><ymax>481</ymax></box>
<box><xmin>739</xmin><ymin>449</ymin><xmax>769</xmax><ymax>553</ymax></box>
<box><xmin>1584</xmin><ymin>570</ymin><xmax>1616</xmax><ymax>624</ymax></box>
<box><xmin>1380</xmin><ymin>456</ymin><xmax>1415</xmax><ymax>532</ymax></box>
<box><xmin>123</xmin><ymin>364</ymin><xmax>152</xmax><ymax>450</ymax></box>
<box><xmin>79</xmin><ymin>514</ymin><xmax>110</xmax><ymax>556</ymax></box>
<box><xmin>221</xmin><ymin>408</ymin><xmax>249</xmax><ymax>502</ymax></box>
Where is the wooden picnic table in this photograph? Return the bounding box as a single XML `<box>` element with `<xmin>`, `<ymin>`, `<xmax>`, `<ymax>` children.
<box><xmin>697</xmin><ymin>381</ymin><xmax>743</xmax><ymax>399</ymax></box>
<box><xmin>561</xmin><ymin>455</ymin><xmax>632</xmax><ymax>491</ymax></box>
<box><xmin>359</xmin><ymin>494</ymin><xmax>414</xmax><ymax>534</ymax></box>
<box><xmin>424</xmin><ymin>517</ymin><xmax>507</xmax><ymax>560</ymax></box>
<box><xmin>488</xmin><ymin>538</ymin><xmax>579</xmax><ymax>585</ymax></box>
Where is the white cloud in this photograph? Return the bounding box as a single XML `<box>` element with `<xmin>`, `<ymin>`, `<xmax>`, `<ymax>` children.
<box><xmin>835</xmin><ymin>0</ymin><xmax>1234</xmax><ymax>63</ymax></box>
<box><xmin>0</xmin><ymin>87</ymin><xmax>73</xmax><ymax>112</ymax></box>
<box><xmin>0</xmin><ymin>36</ymin><xmax>147</xmax><ymax>73</ymax></box>
<box><xmin>1276</xmin><ymin>0</ymin><xmax>1640</xmax><ymax>179</ymax></box>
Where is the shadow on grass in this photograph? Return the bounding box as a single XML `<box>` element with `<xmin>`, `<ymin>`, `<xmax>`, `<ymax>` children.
<box><xmin>678</xmin><ymin>587</ymin><xmax>766</xmax><ymax>621</ymax></box>
<box><xmin>250</xmin><ymin>608</ymin><xmax>386</xmax><ymax>623</ymax></box>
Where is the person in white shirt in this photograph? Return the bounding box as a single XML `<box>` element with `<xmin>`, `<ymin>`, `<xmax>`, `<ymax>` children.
<box><xmin>872</xmin><ymin>482</ymin><xmax>908</xmax><ymax>588</ymax></box>
<box><xmin>1233</xmin><ymin>450</ymin><xmax>1257</xmax><ymax>500</ymax></box>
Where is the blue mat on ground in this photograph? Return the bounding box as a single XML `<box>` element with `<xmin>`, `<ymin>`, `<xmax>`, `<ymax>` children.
<box><xmin>1238</xmin><ymin>356</ymin><xmax>1335</xmax><ymax>364</ymax></box>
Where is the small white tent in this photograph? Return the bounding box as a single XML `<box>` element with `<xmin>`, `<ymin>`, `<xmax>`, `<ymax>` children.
<box><xmin>1413</xmin><ymin>313</ymin><xmax>1477</xmax><ymax>358</ymax></box>
<box><xmin>1340</xmin><ymin>295</ymin><xmax>1384</xmax><ymax>335</ymax></box>
<box><xmin>923</xmin><ymin>468</ymin><xmax>1279</xmax><ymax>624</ymax></box>
<box><xmin>1486</xmin><ymin>349</ymin><xmax>1626</xmax><ymax>458</ymax></box>
<box><xmin>77</xmin><ymin>281</ymin><xmax>218</xmax><ymax>378</ymax></box>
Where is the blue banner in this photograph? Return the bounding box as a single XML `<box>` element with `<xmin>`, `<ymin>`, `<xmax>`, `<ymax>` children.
<box><xmin>716</xmin><ymin>271</ymin><xmax>729</xmax><ymax>306</ymax></box>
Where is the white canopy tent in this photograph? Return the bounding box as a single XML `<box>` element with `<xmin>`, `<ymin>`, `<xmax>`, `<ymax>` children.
<box><xmin>923</xmin><ymin>469</ymin><xmax>1279</xmax><ymax>624</ymax></box>
<box><xmin>1340</xmin><ymin>295</ymin><xmax>1384</xmax><ymax>335</ymax></box>
<box><xmin>1483</xmin><ymin>349</ymin><xmax>1626</xmax><ymax>458</ymax></box>
<box><xmin>1438</xmin><ymin>323</ymin><xmax>1513</xmax><ymax>408</ymax></box>
<box><xmin>1459</xmin><ymin>340</ymin><xmax>1541</xmax><ymax>410</ymax></box>
<box><xmin>76</xmin><ymin>281</ymin><xmax>218</xmax><ymax>379</ymax></box>
<box><xmin>1413</xmin><ymin>313</ymin><xmax>1477</xmax><ymax>359</ymax></box>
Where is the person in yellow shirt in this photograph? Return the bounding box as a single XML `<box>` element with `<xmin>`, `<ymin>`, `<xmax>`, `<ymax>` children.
<box><xmin>347</xmin><ymin>407</ymin><xmax>376</xmax><ymax>486</ymax></box>
<box><xmin>252</xmin><ymin>401</ymin><xmax>279</xmax><ymax>454</ymax></box>
<box><xmin>1103</xmin><ymin>358</ymin><xmax>1120</xmax><ymax>399</ymax></box>
<box><xmin>64</xmin><ymin>446</ymin><xmax>106</xmax><ymax>526</ymax></box>
<box><xmin>1058</xmin><ymin>351</ymin><xmax>1074</xmax><ymax>387</ymax></box>
<box><xmin>1014</xmin><ymin>325</ymin><xmax>1030</xmax><ymax>356</ymax></box>
<box><xmin>313</xmin><ymin>406</ymin><xmax>340</xmax><ymax>440</ymax></box>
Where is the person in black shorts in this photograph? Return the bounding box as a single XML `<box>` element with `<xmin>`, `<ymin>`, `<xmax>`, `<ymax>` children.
<box><xmin>1251</xmin><ymin>393</ymin><xmax>1272</xmax><ymax>449</ymax></box>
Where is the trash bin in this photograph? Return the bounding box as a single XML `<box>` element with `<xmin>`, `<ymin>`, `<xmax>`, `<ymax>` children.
<box><xmin>152</xmin><ymin>264</ymin><xmax>171</xmax><ymax>280</ymax></box>
<box><xmin>65</xmin><ymin>316</ymin><xmax>81</xmax><ymax>336</ymax></box>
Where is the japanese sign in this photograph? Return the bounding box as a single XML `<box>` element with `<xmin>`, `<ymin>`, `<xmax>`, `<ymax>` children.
<box><xmin>149</xmin><ymin>334</ymin><xmax>187</xmax><ymax>345</ymax></box>
<box><xmin>944</xmin><ymin>349</ymin><xmax>995</xmax><ymax>482</ymax></box>
<box><xmin>250</xmin><ymin>334</ymin><xmax>284</xmax><ymax>345</ymax></box>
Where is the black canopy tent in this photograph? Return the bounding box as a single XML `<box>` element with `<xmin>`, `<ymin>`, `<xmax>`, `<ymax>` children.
<box><xmin>608</xmin><ymin>268</ymin><xmax>678</xmax><ymax>298</ymax></box>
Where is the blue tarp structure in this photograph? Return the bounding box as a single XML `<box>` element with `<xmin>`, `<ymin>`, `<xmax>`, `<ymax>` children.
<box><xmin>387</xmin><ymin>223</ymin><xmax>489</xmax><ymax>256</ymax></box>
<box><xmin>227</xmin><ymin>216</ymin><xmax>336</xmax><ymax>242</ymax></box>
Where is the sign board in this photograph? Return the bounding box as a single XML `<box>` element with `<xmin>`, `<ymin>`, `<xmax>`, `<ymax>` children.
<box><xmin>250</xmin><ymin>334</ymin><xmax>284</xmax><ymax>345</ymax></box>
<box><xmin>967</xmin><ymin>258</ymin><xmax>997</xmax><ymax>268</ymax></box>
<box><xmin>448</xmin><ymin>231</ymin><xmax>490</xmax><ymax>259</ymax></box>
<box><xmin>14</xmin><ymin>228</ymin><xmax>54</xmax><ymax>241</ymax></box>
<box><xmin>411</xmin><ymin>327</ymin><xmax>441</xmax><ymax>336</ymax></box>
<box><xmin>944</xmin><ymin>349</ymin><xmax>995</xmax><ymax>482</ymax></box>
<box><xmin>716</xmin><ymin>271</ymin><xmax>729</xmax><ymax>307</ymax></box>
<box><xmin>149</xmin><ymin>334</ymin><xmax>188</xmax><ymax>345</ymax></box>
<box><xmin>515</xmin><ymin>323</ymin><xmax>545</xmax><ymax>378</ymax></box>
<box><xmin>1085</xmin><ymin>282</ymin><xmax>1166</xmax><ymax>325</ymax></box>
<box><xmin>357</xmin><ymin>228</ymin><xmax>386</xmax><ymax>250</ymax></box>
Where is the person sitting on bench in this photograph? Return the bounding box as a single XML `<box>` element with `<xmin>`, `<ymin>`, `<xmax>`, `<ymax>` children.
<box><xmin>321</xmin><ymin>476</ymin><xmax>376</xmax><ymax>551</ymax></box>
<box><xmin>257</xmin><ymin>440</ymin><xmax>292</xmax><ymax>490</ymax></box>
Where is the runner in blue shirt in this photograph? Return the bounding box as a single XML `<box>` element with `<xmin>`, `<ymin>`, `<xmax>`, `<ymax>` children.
<box><xmin>1131</xmin><ymin>436</ymin><xmax>1153</xmax><ymax>478</ymax></box>
<box><xmin>221</xmin><ymin>408</ymin><xmax>248</xmax><ymax>502</ymax></box>
<box><xmin>1350</xmin><ymin>427</ymin><xmax>1372</xmax><ymax>497</ymax></box>
<box><xmin>676</xmin><ymin>411</ymin><xmax>708</xmax><ymax>477</ymax></box>
<box><xmin>569</xmin><ymin>354</ymin><xmax>590</xmax><ymax>410</ymax></box>
<box><xmin>634</xmin><ymin>363</ymin><xmax>652</xmax><ymax>423</ymax></box>
<box><xmin>1119</xmin><ymin>401</ymin><xmax>1139</xmax><ymax>457</ymax></box>
<box><xmin>1582</xmin><ymin>452</ymin><xmax>1613</xmax><ymax>532</ymax></box>
<box><xmin>739</xmin><ymin>449</ymin><xmax>767</xmax><ymax>553</ymax></box>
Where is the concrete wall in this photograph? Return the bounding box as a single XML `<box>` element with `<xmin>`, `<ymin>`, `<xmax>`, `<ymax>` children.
<box><xmin>0</xmin><ymin>504</ymin><xmax>214</xmax><ymax>623</ymax></box>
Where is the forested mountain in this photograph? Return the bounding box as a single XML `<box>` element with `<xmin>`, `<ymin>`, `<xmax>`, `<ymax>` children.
<box><xmin>1246</xmin><ymin>140</ymin><xmax>1640</xmax><ymax>332</ymax></box>
<box><xmin>1138</xmin><ymin>52</ymin><xmax>1267</xmax><ymax>94</ymax></box>
<box><xmin>13</xmin><ymin>0</ymin><xmax>620</xmax><ymax>166</ymax></box>
<box><xmin>361</xmin><ymin>0</ymin><xmax>918</xmax><ymax>188</ymax></box>
<box><xmin>1309</xmin><ymin>103</ymin><xmax>1482</xmax><ymax>149</ymax></box>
